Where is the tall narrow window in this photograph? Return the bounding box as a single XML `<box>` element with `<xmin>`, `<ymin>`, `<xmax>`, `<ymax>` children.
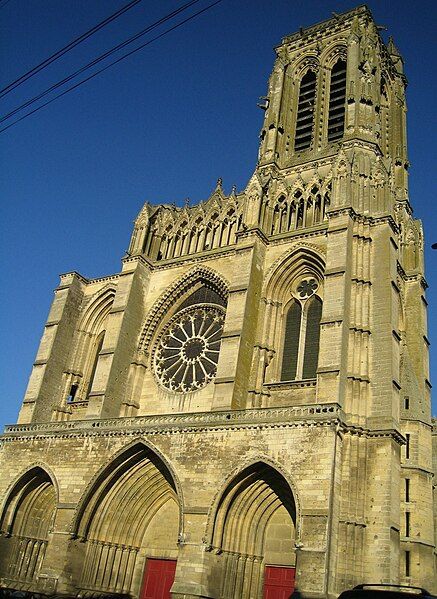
<box><xmin>405</xmin><ymin>511</ymin><xmax>410</xmax><ymax>537</ymax></box>
<box><xmin>86</xmin><ymin>331</ymin><xmax>105</xmax><ymax>398</ymax></box>
<box><xmin>327</xmin><ymin>59</ymin><xmax>347</xmax><ymax>142</ymax></box>
<box><xmin>302</xmin><ymin>295</ymin><xmax>322</xmax><ymax>378</ymax></box>
<box><xmin>280</xmin><ymin>281</ymin><xmax>322</xmax><ymax>382</ymax></box>
<box><xmin>281</xmin><ymin>301</ymin><xmax>302</xmax><ymax>381</ymax></box>
<box><xmin>294</xmin><ymin>71</ymin><xmax>317</xmax><ymax>151</ymax></box>
<box><xmin>405</xmin><ymin>478</ymin><xmax>410</xmax><ymax>502</ymax></box>
<box><xmin>405</xmin><ymin>433</ymin><xmax>410</xmax><ymax>459</ymax></box>
<box><xmin>405</xmin><ymin>550</ymin><xmax>410</xmax><ymax>577</ymax></box>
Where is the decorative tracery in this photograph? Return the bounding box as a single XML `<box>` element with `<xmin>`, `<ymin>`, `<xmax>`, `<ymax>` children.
<box><xmin>281</xmin><ymin>277</ymin><xmax>322</xmax><ymax>381</ymax></box>
<box><xmin>266</xmin><ymin>183</ymin><xmax>330</xmax><ymax>236</ymax></box>
<box><xmin>154</xmin><ymin>304</ymin><xmax>225</xmax><ymax>393</ymax></box>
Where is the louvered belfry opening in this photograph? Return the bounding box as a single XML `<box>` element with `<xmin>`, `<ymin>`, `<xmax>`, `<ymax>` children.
<box><xmin>294</xmin><ymin>70</ymin><xmax>317</xmax><ymax>151</ymax></box>
<box><xmin>327</xmin><ymin>59</ymin><xmax>347</xmax><ymax>142</ymax></box>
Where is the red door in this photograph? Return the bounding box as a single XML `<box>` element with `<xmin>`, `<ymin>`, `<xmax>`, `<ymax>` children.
<box><xmin>264</xmin><ymin>565</ymin><xmax>296</xmax><ymax>599</ymax></box>
<box><xmin>141</xmin><ymin>558</ymin><xmax>177</xmax><ymax>599</ymax></box>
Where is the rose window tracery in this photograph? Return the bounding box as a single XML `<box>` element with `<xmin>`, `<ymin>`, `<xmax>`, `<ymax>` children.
<box><xmin>154</xmin><ymin>304</ymin><xmax>225</xmax><ymax>392</ymax></box>
<box><xmin>296</xmin><ymin>277</ymin><xmax>318</xmax><ymax>298</ymax></box>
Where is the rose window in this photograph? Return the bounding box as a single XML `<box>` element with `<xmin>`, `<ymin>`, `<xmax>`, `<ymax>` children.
<box><xmin>296</xmin><ymin>277</ymin><xmax>318</xmax><ymax>298</ymax></box>
<box><xmin>154</xmin><ymin>305</ymin><xmax>225</xmax><ymax>392</ymax></box>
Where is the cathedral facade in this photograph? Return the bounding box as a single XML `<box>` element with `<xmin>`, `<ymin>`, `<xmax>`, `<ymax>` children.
<box><xmin>0</xmin><ymin>6</ymin><xmax>435</xmax><ymax>598</ymax></box>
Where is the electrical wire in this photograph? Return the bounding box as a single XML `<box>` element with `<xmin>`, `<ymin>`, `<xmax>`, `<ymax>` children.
<box><xmin>0</xmin><ymin>0</ymin><xmax>13</xmax><ymax>10</ymax></box>
<box><xmin>0</xmin><ymin>0</ymin><xmax>223</xmax><ymax>134</ymax></box>
<box><xmin>0</xmin><ymin>0</ymin><xmax>143</xmax><ymax>98</ymax></box>
<box><xmin>1</xmin><ymin>0</ymin><xmax>201</xmax><ymax>123</ymax></box>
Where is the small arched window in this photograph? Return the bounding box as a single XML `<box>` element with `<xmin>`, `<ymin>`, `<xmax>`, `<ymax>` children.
<box><xmin>294</xmin><ymin>70</ymin><xmax>317</xmax><ymax>151</ymax></box>
<box><xmin>281</xmin><ymin>281</ymin><xmax>322</xmax><ymax>381</ymax></box>
<box><xmin>327</xmin><ymin>59</ymin><xmax>347</xmax><ymax>142</ymax></box>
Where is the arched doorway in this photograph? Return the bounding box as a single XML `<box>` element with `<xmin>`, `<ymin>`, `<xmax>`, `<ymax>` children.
<box><xmin>211</xmin><ymin>462</ymin><xmax>297</xmax><ymax>599</ymax></box>
<box><xmin>0</xmin><ymin>467</ymin><xmax>57</xmax><ymax>585</ymax></box>
<box><xmin>75</xmin><ymin>444</ymin><xmax>180</xmax><ymax>597</ymax></box>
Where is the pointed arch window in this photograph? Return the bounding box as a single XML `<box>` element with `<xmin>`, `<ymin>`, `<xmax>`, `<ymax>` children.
<box><xmin>86</xmin><ymin>330</ymin><xmax>105</xmax><ymax>398</ymax></box>
<box><xmin>280</xmin><ymin>300</ymin><xmax>302</xmax><ymax>381</ymax></box>
<box><xmin>327</xmin><ymin>59</ymin><xmax>347</xmax><ymax>142</ymax></box>
<box><xmin>294</xmin><ymin>70</ymin><xmax>317</xmax><ymax>152</ymax></box>
<box><xmin>281</xmin><ymin>281</ymin><xmax>322</xmax><ymax>381</ymax></box>
<box><xmin>302</xmin><ymin>295</ymin><xmax>322</xmax><ymax>378</ymax></box>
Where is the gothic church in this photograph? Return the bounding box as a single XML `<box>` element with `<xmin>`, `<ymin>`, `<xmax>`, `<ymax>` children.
<box><xmin>0</xmin><ymin>6</ymin><xmax>435</xmax><ymax>598</ymax></box>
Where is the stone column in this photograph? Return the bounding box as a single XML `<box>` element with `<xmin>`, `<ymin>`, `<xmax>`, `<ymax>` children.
<box><xmin>171</xmin><ymin>511</ymin><xmax>210</xmax><ymax>599</ymax></box>
<box><xmin>37</xmin><ymin>505</ymin><xmax>76</xmax><ymax>594</ymax></box>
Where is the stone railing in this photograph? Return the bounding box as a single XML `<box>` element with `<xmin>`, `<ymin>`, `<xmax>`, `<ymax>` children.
<box><xmin>2</xmin><ymin>404</ymin><xmax>342</xmax><ymax>438</ymax></box>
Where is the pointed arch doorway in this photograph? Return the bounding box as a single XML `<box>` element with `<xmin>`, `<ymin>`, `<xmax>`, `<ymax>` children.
<box><xmin>74</xmin><ymin>444</ymin><xmax>180</xmax><ymax>598</ymax></box>
<box><xmin>211</xmin><ymin>462</ymin><xmax>297</xmax><ymax>599</ymax></box>
<box><xmin>0</xmin><ymin>467</ymin><xmax>57</xmax><ymax>585</ymax></box>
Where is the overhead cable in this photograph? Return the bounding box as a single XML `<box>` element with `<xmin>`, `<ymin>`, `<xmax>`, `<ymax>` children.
<box><xmin>1</xmin><ymin>0</ymin><xmax>201</xmax><ymax>123</ymax></box>
<box><xmin>0</xmin><ymin>0</ymin><xmax>143</xmax><ymax>98</ymax></box>
<box><xmin>0</xmin><ymin>0</ymin><xmax>224</xmax><ymax>134</ymax></box>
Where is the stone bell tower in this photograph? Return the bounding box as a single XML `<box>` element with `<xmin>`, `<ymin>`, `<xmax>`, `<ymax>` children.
<box><xmin>0</xmin><ymin>6</ymin><xmax>434</xmax><ymax>599</ymax></box>
<box><xmin>249</xmin><ymin>5</ymin><xmax>434</xmax><ymax>592</ymax></box>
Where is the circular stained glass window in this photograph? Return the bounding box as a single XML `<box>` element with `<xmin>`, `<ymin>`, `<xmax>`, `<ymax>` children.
<box><xmin>154</xmin><ymin>304</ymin><xmax>225</xmax><ymax>393</ymax></box>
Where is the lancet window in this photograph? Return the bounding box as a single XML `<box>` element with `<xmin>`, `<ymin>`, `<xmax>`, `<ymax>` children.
<box><xmin>327</xmin><ymin>59</ymin><xmax>347</xmax><ymax>142</ymax></box>
<box><xmin>61</xmin><ymin>288</ymin><xmax>114</xmax><ymax>416</ymax></box>
<box><xmin>294</xmin><ymin>70</ymin><xmax>317</xmax><ymax>151</ymax></box>
<box><xmin>85</xmin><ymin>330</ymin><xmax>105</xmax><ymax>398</ymax></box>
<box><xmin>280</xmin><ymin>278</ymin><xmax>322</xmax><ymax>381</ymax></box>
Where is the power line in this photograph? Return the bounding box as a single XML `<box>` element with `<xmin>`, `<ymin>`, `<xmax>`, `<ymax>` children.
<box><xmin>0</xmin><ymin>0</ymin><xmax>224</xmax><ymax>134</ymax></box>
<box><xmin>0</xmin><ymin>0</ymin><xmax>143</xmax><ymax>98</ymax></box>
<box><xmin>1</xmin><ymin>0</ymin><xmax>201</xmax><ymax>123</ymax></box>
<box><xmin>0</xmin><ymin>0</ymin><xmax>13</xmax><ymax>10</ymax></box>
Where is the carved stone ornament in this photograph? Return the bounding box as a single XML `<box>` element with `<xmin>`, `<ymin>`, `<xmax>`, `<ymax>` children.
<box><xmin>296</xmin><ymin>277</ymin><xmax>318</xmax><ymax>298</ymax></box>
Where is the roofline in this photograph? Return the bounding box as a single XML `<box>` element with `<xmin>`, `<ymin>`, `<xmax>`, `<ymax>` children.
<box><xmin>279</xmin><ymin>4</ymin><xmax>372</xmax><ymax>46</ymax></box>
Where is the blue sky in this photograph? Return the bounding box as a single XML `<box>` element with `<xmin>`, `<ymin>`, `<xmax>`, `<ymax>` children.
<box><xmin>0</xmin><ymin>0</ymin><xmax>436</xmax><ymax>428</ymax></box>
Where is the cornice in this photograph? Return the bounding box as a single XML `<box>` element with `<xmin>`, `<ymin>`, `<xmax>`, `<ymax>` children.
<box><xmin>59</xmin><ymin>270</ymin><xmax>89</xmax><ymax>284</ymax></box>
<box><xmin>280</xmin><ymin>5</ymin><xmax>370</xmax><ymax>47</ymax></box>
<box><xmin>266</xmin><ymin>380</ymin><xmax>317</xmax><ymax>391</ymax></box>
<box><xmin>149</xmin><ymin>245</ymin><xmax>237</xmax><ymax>271</ymax></box>
<box><xmin>342</xmin><ymin>424</ymin><xmax>406</xmax><ymax>446</ymax></box>
<box><xmin>86</xmin><ymin>274</ymin><xmax>120</xmax><ymax>285</ymax></box>
<box><xmin>396</xmin><ymin>262</ymin><xmax>428</xmax><ymax>290</ymax></box>
<box><xmin>1</xmin><ymin>406</ymin><xmax>409</xmax><ymax>448</ymax></box>
<box><xmin>269</xmin><ymin>224</ymin><xmax>328</xmax><ymax>245</ymax></box>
